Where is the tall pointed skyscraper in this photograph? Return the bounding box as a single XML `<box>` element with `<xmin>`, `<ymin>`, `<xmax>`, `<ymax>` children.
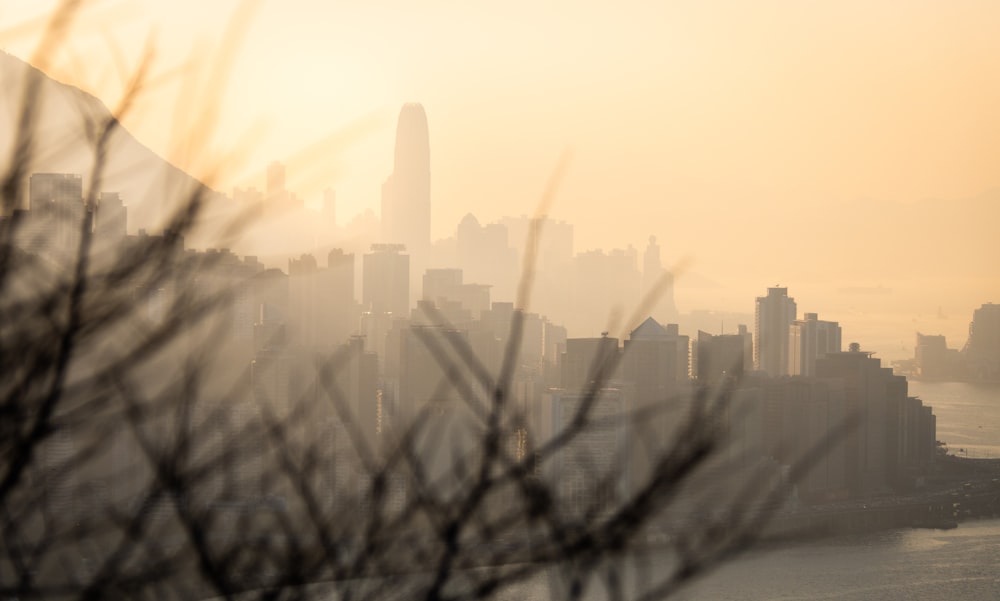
<box><xmin>381</xmin><ymin>103</ymin><xmax>431</xmax><ymax>262</ymax></box>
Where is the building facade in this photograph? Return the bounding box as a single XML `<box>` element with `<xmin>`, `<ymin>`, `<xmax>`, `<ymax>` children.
<box><xmin>755</xmin><ymin>287</ymin><xmax>797</xmax><ymax>377</ymax></box>
<box><xmin>789</xmin><ymin>312</ymin><xmax>842</xmax><ymax>376</ymax></box>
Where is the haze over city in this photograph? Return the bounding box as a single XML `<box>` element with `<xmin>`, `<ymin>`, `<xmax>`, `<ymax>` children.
<box><xmin>3</xmin><ymin>0</ymin><xmax>999</xmax><ymax>362</ymax></box>
<box><xmin>3</xmin><ymin>2</ymin><xmax>1000</xmax><ymax>600</ymax></box>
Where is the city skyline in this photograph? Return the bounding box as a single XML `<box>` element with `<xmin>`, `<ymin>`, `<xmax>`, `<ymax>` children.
<box><xmin>0</xmin><ymin>4</ymin><xmax>989</xmax><ymax>426</ymax></box>
<box><xmin>1</xmin><ymin>3</ymin><xmax>996</xmax><ymax>331</ymax></box>
<box><xmin>10</xmin><ymin>159</ymin><xmax>996</xmax><ymax>382</ymax></box>
<box><xmin>3</xmin><ymin>5</ymin><xmax>999</xmax><ymax>600</ymax></box>
<box><xmin>9</xmin><ymin>156</ymin><xmax>995</xmax><ymax>367</ymax></box>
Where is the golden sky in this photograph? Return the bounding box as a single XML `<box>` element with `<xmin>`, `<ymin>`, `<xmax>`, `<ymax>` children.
<box><xmin>4</xmin><ymin>0</ymin><xmax>999</xmax><ymax>357</ymax></box>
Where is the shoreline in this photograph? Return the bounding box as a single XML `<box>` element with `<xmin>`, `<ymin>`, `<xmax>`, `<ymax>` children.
<box><xmin>762</xmin><ymin>456</ymin><xmax>1000</xmax><ymax>543</ymax></box>
<box><xmin>905</xmin><ymin>376</ymin><xmax>1000</xmax><ymax>385</ymax></box>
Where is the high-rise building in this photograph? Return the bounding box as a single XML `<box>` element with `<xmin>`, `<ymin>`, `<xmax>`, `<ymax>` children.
<box><xmin>264</xmin><ymin>160</ymin><xmax>302</xmax><ymax>208</ymax></box>
<box><xmin>965</xmin><ymin>303</ymin><xmax>1000</xmax><ymax>380</ymax></box>
<box><xmin>381</xmin><ymin>103</ymin><xmax>431</xmax><ymax>262</ymax></box>
<box><xmin>286</xmin><ymin>250</ymin><xmax>357</xmax><ymax>349</ymax></box>
<box><xmin>252</xmin><ymin>267</ymin><xmax>289</xmax><ymax>353</ymax></box>
<box><xmin>422</xmin><ymin>268</ymin><xmax>463</xmax><ymax>306</ymax></box>
<box><xmin>454</xmin><ymin>214</ymin><xmax>517</xmax><ymax>302</ymax></box>
<box><xmin>542</xmin><ymin>388</ymin><xmax>629</xmax><ymax>518</ymax></box>
<box><xmin>915</xmin><ymin>333</ymin><xmax>949</xmax><ymax>379</ymax></box>
<box><xmin>387</xmin><ymin>324</ymin><xmax>490</xmax><ymax>483</ymax></box>
<box><xmin>561</xmin><ymin>335</ymin><xmax>621</xmax><ymax>391</ymax></box>
<box><xmin>754</xmin><ymin>287</ymin><xmax>797</xmax><ymax>377</ymax></box>
<box><xmin>27</xmin><ymin>173</ymin><xmax>86</xmax><ymax>262</ymax></box>
<box><xmin>788</xmin><ymin>312</ymin><xmax>842</xmax><ymax>376</ymax></box>
<box><xmin>326</xmin><ymin>248</ymin><xmax>357</xmax><ymax>343</ymax></box>
<box><xmin>288</xmin><ymin>254</ymin><xmax>321</xmax><ymax>348</ymax></box>
<box><xmin>622</xmin><ymin>317</ymin><xmax>689</xmax><ymax>493</ymax></box>
<box><xmin>816</xmin><ymin>345</ymin><xmax>907</xmax><ymax>495</ymax></box>
<box><xmin>362</xmin><ymin>243</ymin><xmax>409</xmax><ymax>317</ymax></box>
<box><xmin>422</xmin><ymin>267</ymin><xmax>491</xmax><ymax>322</ymax></box>
<box><xmin>29</xmin><ymin>172</ymin><xmax>83</xmax><ymax>210</ymax></box>
<box><xmin>499</xmin><ymin>215</ymin><xmax>574</xmax><ymax>325</ymax></box>
<box><xmin>95</xmin><ymin>191</ymin><xmax>126</xmax><ymax>243</ymax></box>
<box><xmin>327</xmin><ymin>336</ymin><xmax>379</xmax><ymax>450</ymax></box>
<box><xmin>623</xmin><ymin>317</ymin><xmax>689</xmax><ymax>403</ymax></box>
<box><xmin>696</xmin><ymin>330</ymin><xmax>749</xmax><ymax>384</ymax></box>
<box><xmin>480</xmin><ymin>301</ymin><xmax>549</xmax><ymax>376</ymax></box>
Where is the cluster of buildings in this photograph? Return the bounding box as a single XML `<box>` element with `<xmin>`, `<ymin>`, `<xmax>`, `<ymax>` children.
<box><xmin>906</xmin><ymin>303</ymin><xmax>1000</xmax><ymax>382</ymax></box>
<box><xmin>6</xmin><ymin>104</ymin><xmax>942</xmax><ymax>527</ymax></box>
<box><xmin>2</xmin><ymin>172</ymin><xmax>127</xmax><ymax>262</ymax></box>
<box><xmin>544</xmin><ymin>292</ymin><xmax>935</xmax><ymax>516</ymax></box>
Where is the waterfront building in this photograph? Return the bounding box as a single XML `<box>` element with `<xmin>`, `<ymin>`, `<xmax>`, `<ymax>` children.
<box><xmin>541</xmin><ymin>388</ymin><xmax>630</xmax><ymax>518</ymax></box>
<box><xmin>965</xmin><ymin>303</ymin><xmax>1000</xmax><ymax>380</ymax></box>
<box><xmin>915</xmin><ymin>333</ymin><xmax>953</xmax><ymax>379</ymax></box>
<box><xmin>816</xmin><ymin>345</ymin><xmax>905</xmax><ymax>495</ymax></box>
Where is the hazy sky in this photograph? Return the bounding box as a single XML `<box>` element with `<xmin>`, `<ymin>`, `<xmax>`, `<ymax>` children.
<box><xmin>3</xmin><ymin>0</ymin><xmax>999</xmax><ymax>357</ymax></box>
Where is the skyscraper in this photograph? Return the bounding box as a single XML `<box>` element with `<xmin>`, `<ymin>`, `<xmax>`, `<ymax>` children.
<box><xmin>381</xmin><ymin>103</ymin><xmax>431</xmax><ymax>262</ymax></box>
<box><xmin>788</xmin><ymin>312</ymin><xmax>842</xmax><ymax>376</ymax></box>
<box><xmin>754</xmin><ymin>287</ymin><xmax>796</xmax><ymax>377</ymax></box>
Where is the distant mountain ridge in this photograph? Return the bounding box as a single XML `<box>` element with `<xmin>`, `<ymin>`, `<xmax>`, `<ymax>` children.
<box><xmin>0</xmin><ymin>51</ymin><xmax>220</xmax><ymax>233</ymax></box>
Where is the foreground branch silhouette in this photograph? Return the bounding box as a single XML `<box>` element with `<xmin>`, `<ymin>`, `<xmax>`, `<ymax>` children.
<box><xmin>0</xmin><ymin>6</ymin><xmax>829</xmax><ymax>600</ymax></box>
